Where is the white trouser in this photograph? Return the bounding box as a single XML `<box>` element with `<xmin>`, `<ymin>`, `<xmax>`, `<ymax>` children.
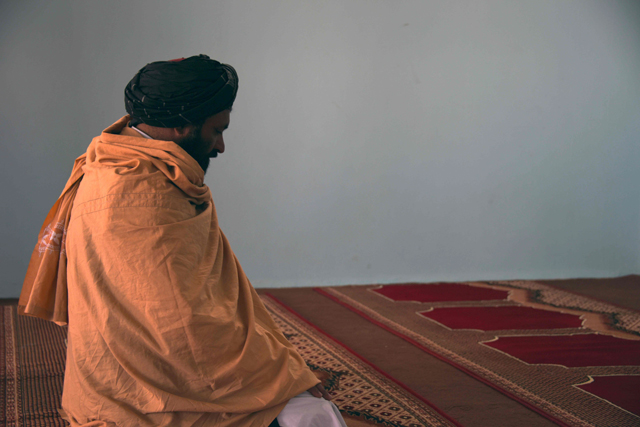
<box><xmin>276</xmin><ymin>391</ymin><xmax>348</xmax><ymax>427</ymax></box>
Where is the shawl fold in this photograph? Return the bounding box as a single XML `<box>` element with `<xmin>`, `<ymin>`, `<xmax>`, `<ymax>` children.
<box><xmin>18</xmin><ymin>154</ymin><xmax>86</xmax><ymax>325</ymax></box>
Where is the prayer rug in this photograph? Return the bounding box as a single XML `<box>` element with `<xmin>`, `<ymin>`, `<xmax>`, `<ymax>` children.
<box><xmin>317</xmin><ymin>281</ymin><xmax>640</xmax><ymax>427</ymax></box>
<box><xmin>0</xmin><ymin>301</ymin><xmax>458</xmax><ymax>427</ymax></box>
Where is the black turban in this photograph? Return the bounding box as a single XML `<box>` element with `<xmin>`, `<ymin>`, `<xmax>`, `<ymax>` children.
<box><xmin>124</xmin><ymin>54</ymin><xmax>238</xmax><ymax>128</ymax></box>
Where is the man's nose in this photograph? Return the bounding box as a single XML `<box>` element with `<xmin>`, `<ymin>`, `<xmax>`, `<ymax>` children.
<box><xmin>215</xmin><ymin>135</ymin><xmax>225</xmax><ymax>153</ymax></box>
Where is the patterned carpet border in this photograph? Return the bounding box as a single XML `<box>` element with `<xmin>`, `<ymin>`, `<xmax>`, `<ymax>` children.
<box><xmin>1</xmin><ymin>306</ymin><xmax>68</xmax><ymax>427</ymax></box>
<box><xmin>316</xmin><ymin>281</ymin><xmax>640</xmax><ymax>427</ymax></box>
<box><xmin>487</xmin><ymin>281</ymin><xmax>640</xmax><ymax>336</ymax></box>
<box><xmin>4</xmin><ymin>306</ymin><xmax>18</xmax><ymax>427</ymax></box>
<box><xmin>262</xmin><ymin>295</ymin><xmax>461</xmax><ymax>427</ymax></box>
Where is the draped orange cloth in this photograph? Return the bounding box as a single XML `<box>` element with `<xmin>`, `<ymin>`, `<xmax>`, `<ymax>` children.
<box><xmin>19</xmin><ymin>116</ymin><xmax>319</xmax><ymax>426</ymax></box>
<box><xmin>19</xmin><ymin>155</ymin><xmax>85</xmax><ymax>325</ymax></box>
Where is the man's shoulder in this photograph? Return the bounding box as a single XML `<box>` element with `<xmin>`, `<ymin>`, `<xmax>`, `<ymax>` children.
<box><xmin>71</xmin><ymin>165</ymin><xmax>197</xmax><ymax>223</ymax></box>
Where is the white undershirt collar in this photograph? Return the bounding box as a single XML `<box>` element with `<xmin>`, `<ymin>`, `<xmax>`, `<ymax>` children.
<box><xmin>130</xmin><ymin>125</ymin><xmax>153</xmax><ymax>139</ymax></box>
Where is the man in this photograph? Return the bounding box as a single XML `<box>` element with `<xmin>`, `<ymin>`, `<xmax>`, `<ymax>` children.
<box><xmin>19</xmin><ymin>55</ymin><xmax>347</xmax><ymax>427</ymax></box>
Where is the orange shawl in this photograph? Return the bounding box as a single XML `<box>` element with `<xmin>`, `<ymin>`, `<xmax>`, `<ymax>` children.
<box><xmin>20</xmin><ymin>116</ymin><xmax>319</xmax><ymax>426</ymax></box>
<box><xmin>19</xmin><ymin>155</ymin><xmax>85</xmax><ymax>324</ymax></box>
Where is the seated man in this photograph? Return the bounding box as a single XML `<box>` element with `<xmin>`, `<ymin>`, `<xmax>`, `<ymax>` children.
<box><xmin>19</xmin><ymin>55</ymin><xmax>347</xmax><ymax>427</ymax></box>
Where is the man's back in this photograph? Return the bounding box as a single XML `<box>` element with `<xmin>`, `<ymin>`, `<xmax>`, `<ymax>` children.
<box><xmin>60</xmin><ymin>117</ymin><xmax>318</xmax><ymax>426</ymax></box>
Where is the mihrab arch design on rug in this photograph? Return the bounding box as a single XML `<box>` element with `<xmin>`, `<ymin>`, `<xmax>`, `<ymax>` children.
<box><xmin>317</xmin><ymin>280</ymin><xmax>640</xmax><ymax>427</ymax></box>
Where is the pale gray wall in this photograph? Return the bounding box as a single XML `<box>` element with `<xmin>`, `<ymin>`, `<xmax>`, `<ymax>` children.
<box><xmin>1</xmin><ymin>0</ymin><xmax>639</xmax><ymax>297</ymax></box>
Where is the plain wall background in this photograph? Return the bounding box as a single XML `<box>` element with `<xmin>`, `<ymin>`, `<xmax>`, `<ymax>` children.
<box><xmin>1</xmin><ymin>0</ymin><xmax>639</xmax><ymax>297</ymax></box>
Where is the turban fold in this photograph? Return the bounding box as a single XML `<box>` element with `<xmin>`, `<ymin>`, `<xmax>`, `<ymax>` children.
<box><xmin>124</xmin><ymin>54</ymin><xmax>238</xmax><ymax>128</ymax></box>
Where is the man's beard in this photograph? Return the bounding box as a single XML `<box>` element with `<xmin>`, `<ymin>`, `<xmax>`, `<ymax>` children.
<box><xmin>177</xmin><ymin>126</ymin><xmax>219</xmax><ymax>174</ymax></box>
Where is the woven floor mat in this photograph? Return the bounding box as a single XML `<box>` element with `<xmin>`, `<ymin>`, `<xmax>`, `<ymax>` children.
<box><xmin>317</xmin><ymin>280</ymin><xmax>640</xmax><ymax>427</ymax></box>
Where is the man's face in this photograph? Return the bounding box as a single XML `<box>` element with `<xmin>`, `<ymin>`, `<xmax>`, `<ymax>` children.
<box><xmin>178</xmin><ymin>109</ymin><xmax>230</xmax><ymax>174</ymax></box>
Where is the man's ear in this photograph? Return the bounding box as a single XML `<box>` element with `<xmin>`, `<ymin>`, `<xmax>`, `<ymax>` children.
<box><xmin>172</xmin><ymin>124</ymin><xmax>195</xmax><ymax>140</ymax></box>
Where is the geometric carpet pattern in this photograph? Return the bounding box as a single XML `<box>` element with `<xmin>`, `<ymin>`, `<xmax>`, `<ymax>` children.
<box><xmin>2</xmin><ymin>305</ymin><xmax>67</xmax><ymax>427</ymax></box>
<box><xmin>0</xmin><ymin>301</ymin><xmax>459</xmax><ymax>427</ymax></box>
<box><xmin>318</xmin><ymin>281</ymin><xmax>640</xmax><ymax>427</ymax></box>
<box><xmin>262</xmin><ymin>296</ymin><xmax>459</xmax><ymax>427</ymax></box>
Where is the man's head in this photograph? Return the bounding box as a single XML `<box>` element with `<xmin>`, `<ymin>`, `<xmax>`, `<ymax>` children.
<box><xmin>124</xmin><ymin>55</ymin><xmax>238</xmax><ymax>173</ymax></box>
<box><xmin>170</xmin><ymin>109</ymin><xmax>230</xmax><ymax>173</ymax></box>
